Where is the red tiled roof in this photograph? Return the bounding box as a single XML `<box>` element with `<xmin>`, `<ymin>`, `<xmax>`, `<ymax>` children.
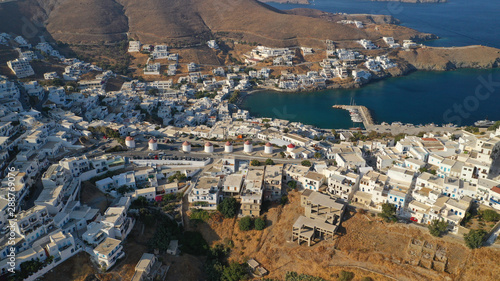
<box><xmin>492</xmin><ymin>186</ymin><xmax>500</xmax><ymax>194</ymax></box>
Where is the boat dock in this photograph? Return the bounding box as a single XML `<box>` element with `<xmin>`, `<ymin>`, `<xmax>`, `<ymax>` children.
<box><xmin>332</xmin><ymin>104</ymin><xmax>375</xmax><ymax>128</ymax></box>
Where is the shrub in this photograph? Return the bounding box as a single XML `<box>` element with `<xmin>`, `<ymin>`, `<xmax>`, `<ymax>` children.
<box><xmin>239</xmin><ymin>216</ymin><xmax>253</xmax><ymax>231</ymax></box>
<box><xmin>190</xmin><ymin>209</ymin><xmax>210</xmax><ymax>221</ymax></box>
<box><xmin>338</xmin><ymin>270</ymin><xmax>354</xmax><ymax>281</ymax></box>
<box><xmin>481</xmin><ymin>209</ymin><xmax>500</xmax><ymax>222</ymax></box>
<box><xmin>285</xmin><ymin>272</ymin><xmax>327</xmax><ymax>281</ymax></box>
<box><xmin>221</xmin><ymin>262</ymin><xmax>249</xmax><ymax>281</ymax></box>
<box><xmin>250</xmin><ymin>160</ymin><xmax>261</xmax><ymax>166</ymax></box>
<box><xmin>255</xmin><ymin>217</ymin><xmax>266</xmax><ymax>230</ymax></box>
<box><xmin>463</xmin><ymin>229</ymin><xmax>487</xmax><ymax>249</ymax></box>
<box><xmin>301</xmin><ymin>160</ymin><xmax>312</xmax><ymax>167</ymax></box>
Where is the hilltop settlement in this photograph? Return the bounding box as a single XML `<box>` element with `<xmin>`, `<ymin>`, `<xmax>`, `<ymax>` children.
<box><xmin>0</xmin><ymin>24</ymin><xmax>500</xmax><ymax>281</ymax></box>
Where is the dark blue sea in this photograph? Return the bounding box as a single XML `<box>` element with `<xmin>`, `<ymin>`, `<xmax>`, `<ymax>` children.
<box><xmin>242</xmin><ymin>69</ymin><xmax>500</xmax><ymax>129</ymax></box>
<box><xmin>241</xmin><ymin>0</ymin><xmax>500</xmax><ymax>128</ymax></box>
<box><xmin>269</xmin><ymin>0</ymin><xmax>500</xmax><ymax>48</ymax></box>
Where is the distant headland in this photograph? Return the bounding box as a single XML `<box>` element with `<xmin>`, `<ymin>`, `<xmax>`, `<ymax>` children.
<box><xmin>259</xmin><ymin>0</ymin><xmax>447</xmax><ymax>4</ymax></box>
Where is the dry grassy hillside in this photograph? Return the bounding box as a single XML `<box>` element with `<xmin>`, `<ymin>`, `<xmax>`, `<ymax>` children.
<box><xmin>118</xmin><ymin>0</ymin><xmax>212</xmax><ymax>44</ymax></box>
<box><xmin>0</xmin><ymin>0</ymin><xmax>401</xmax><ymax>46</ymax></box>
<box><xmin>195</xmin><ymin>191</ymin><xmax>500</xmax><ymax>281</ymax></box>
<box><xmin>45</xmin><ymin>0</ymin><xmax>129</xmax><ymax>43</ymax></box>
<box><xmin>194</xmin><ymin>0</ymin><xmax>370</xmax><ymax>47</ymax></box>
<box><xmin>397</xmin><ymin>46</ymin><xmax>500</xmax><ymax>70</ymax></box>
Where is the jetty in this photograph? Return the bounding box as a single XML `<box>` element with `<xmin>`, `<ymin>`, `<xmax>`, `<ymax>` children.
<box><xmin>332</xmin><ymin>104</ymin><xmax>375</xmax><ymax>128</ymax></box>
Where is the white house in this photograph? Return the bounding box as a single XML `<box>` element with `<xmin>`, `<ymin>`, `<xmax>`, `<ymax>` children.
<box><xmin>189</xmin><ymin>177</ymin><xmax>221</xmax><ymax>209</ymax></box>
<box><xmin>93</xmin><ymin>237</ymin><xmax>124</xmax><ymax>271</ymax></box>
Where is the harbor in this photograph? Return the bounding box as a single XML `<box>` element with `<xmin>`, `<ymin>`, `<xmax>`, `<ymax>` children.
<box><xmin>332</xmin><ymin>104</ymin><xmax>375</xmax><ymax>129</ymax></box>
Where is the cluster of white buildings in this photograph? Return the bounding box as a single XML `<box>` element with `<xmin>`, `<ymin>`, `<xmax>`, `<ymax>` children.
<box><xmin>0</xmin><ymin>30</ymin><xmax>499</xmax><ymax>279</ymax></box>
<box><xmin>364</xmin><ymin>55</ymin><xmax>397</xmax><ymax>72</ymax></box>
<box><xmin>189</xmin><ymin>160</ymin><xmax>287</xmax><ymax>217</ymax></box>
<box><xmin>337</xmin><ymin>20</ymin><xmax>364</xmax><ymax>28</ymax></box>
<box><xmin>244</xmin><ymin>46</ymin><xmax>294</xmax><ymax>64</ymax></box>
<box><xmin>3</xmin><ymin>36</ymin><xmax>71</xmax><ymax>79</ymax></box>
<box><xmin>358</xmin><ymin>39</ymin><xmax>378</xmax><ymax>50</ymax></box>
<box><xmin>382</xmin><ymin>37</ymin><xmax>400</xmax><ymax>48</ymax></box>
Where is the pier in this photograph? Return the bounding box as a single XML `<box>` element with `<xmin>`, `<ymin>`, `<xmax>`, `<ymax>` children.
<box><xmin>332</xmin><ymin>104</ymin><xmax>375</xmax><ymax>128</ymax></box>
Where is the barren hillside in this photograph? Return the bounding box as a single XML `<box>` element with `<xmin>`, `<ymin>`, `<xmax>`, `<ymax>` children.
<box><xmin>397</xmin><ymin>46</ymin><xmax>500</xmax><ymax>70</ymax></box>
<box><xmin>0</xmin><ymin>0</ymin><xmax>428</xmax><ymax>47</ymax></box>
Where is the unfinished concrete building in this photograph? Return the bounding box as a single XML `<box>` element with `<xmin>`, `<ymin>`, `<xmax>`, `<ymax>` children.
<box><xmin>240</xmin><ymin>167</ymin><xmax>264</xmax><ymax>217</ymax></box>
<box><xmin>293</xmin><ymin>190</ymin><xmax>346</xmax><ymax>246</ymax></box>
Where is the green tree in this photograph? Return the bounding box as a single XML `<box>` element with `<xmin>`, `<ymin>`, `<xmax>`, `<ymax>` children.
<box><xmin>338</xmin><ymin>270</ymin><xmax>355</xmax><ymax>281</ymax></box>
<box><xmin>264</xmin><ymin>158</ymin><xmax>274</xmax><ymax>165</ymax></box>
<box><xmin>131</xmin><ymin>196</ymin><xmax>149</xmax><ymax>208</ymax></box>
<box><xmin>378</xmin><ymin>203</ymin><xmax>397</xmax><ymax>222</ymax></box>
<box><xmin>481</xmin><ymin>209</ymin><xmax>500</xmax><ymax>222</ymax></box>
<box><xmin>180</xmin><ymin>231</ymin><xmax>209</xmax><ymax>255</ymax></box>
<box><xmin>280</xmin><ymin>151</ymin><xmax>286</xmax><ymax>158</ymax></box>
<box><xmin>394</xmin><ymin>133</ymin><xmax>406</xmax><ymax>143</ymax></box>
<box><xmin>250</xmin><ymin>160</ymin><xmax>261</xmax><ymax>166</ymax></box>
<box><xmin>117</xmin><ymin>185</ymin><xmax>131</xmax><ymax>195</ymax></box>
<box><xmin>301</xmin><ymin>160</ymin><xmax>312</xmax><ymax>167</ymax></box>
<box><xmin>163</xmin><ymin>193</ymin><xmax>176</xmax><ymax>202</ymax></box>
<box><xmin>239</xmin><ymin>216</ymin><xmax>253</xmax><ymax>231</ymax></box>
<box><xmin>254</xmin><ymin>217</ymin><xmax>266</xmax><ymax>230</ymax></box>
<box><xmin>463</xmin><ymin>229</ymin><xmax>487</xmax><ymax>249</ymax></box>
<box><xmin>228</xmin><ymin>90</ymin><xmax>241</xmax><ymax>104</ymax></box>
<box><xmin>428</xmin><ymin>219</ymin><xmax>448</xmax><ymax>237</ymax></box>
<box><xmin>168</xmin><ymin>171</ymin><xmax>187</xmax><ymax>182</ymax></box>
<box><xmin>280</xmin><ymin>195</ymin><xmax>289</xmax><ymax>206</ymax></box>
<box><xmin>464</xmin><ymin>126</ymin><xmax>479</xmax><ymax>133</ymax></box>
<box><xmin>314</xmin><ymin>152</ymin><xmax>322</xmax><ymax>159</ymax></box>
<box><xmin>288</xmin><ymin>181</ymin><xmax>297</xmax><ymax>189</ymax></box>
<box><xmin>221</xmin><ymin>262</ymin><xmax>249</xmax><ymax>281</ymax></box>
<box><xmin>487</xmin><ymin>121</ymin><xmax>500</xmax><ymax>131</ymax></box>
<box><xmin>218</xmin><ymin>198</ymin><xmax>239</xmax><ymax>218</ymax></box>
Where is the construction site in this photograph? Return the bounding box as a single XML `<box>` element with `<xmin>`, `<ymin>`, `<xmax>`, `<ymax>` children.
<box><xmin>292</xmin><ymin>190</ymin><xmax>346</xmax><ymax>247</ymax></box>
